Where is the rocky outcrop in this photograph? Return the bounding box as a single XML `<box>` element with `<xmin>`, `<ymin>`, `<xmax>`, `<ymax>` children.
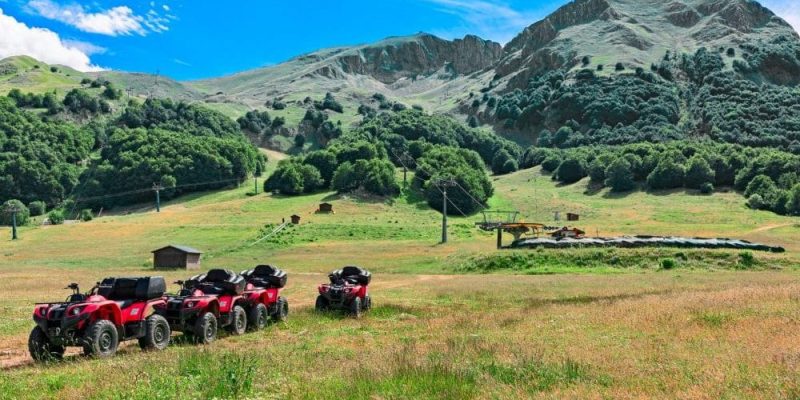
<box><xmin>318</xmin><ymin>34</ymin><xmax>502</xmax><ymax>84</ymax></box>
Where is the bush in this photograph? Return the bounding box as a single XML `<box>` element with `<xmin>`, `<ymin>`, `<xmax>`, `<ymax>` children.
<box><xmin>699</xmin><ymin>182</ymin><xmax>714</xmax><ymax>194</ymax></box>
<box><xmin>541</xmin><ymin>155</ymin><xmax>562</xmax><ymax>172</ymax></box>
<box><xmin>555</xmin><ymin>157</ymin><xmax>586</xmax><ymax>184</ymax></box>
<box><xmin>685</xmin><ymin>156</ymin><xmax>715</xmax><ymax>189</ymax></box>
<box><xmin>747</xmin><ymin>194</ymin><xmax>764</xmax><ymax>210</ymax></box>
<box><xmin>605</xmin><ymin>158</ymin><xmax>635</xmax><ymax>192</ymax></box>
<box><xmin>294</xmin><ymin>134</ymin><xmax>306</xmax><ymax>148</ymax></box>
<box><xmin>647</xmin><ymin>159</ymin><xmax>685</xmax><ymax>190</ymax></box>
<box><xmin>615</xmin><ymin>63</ymin><xmax>625</xmax><ymax>71</ymax></box>
<box><xmin>28</xmin><ymin>201</ymin><xmax>47</xmax><ymax>217</ymax></box>
<box><xmin>0</xmin><ymin>200</ymin><xmax>30</xmax><ymax>226</ymax></box>
<box><xmin>491</xmin><ymin>149</ymin><xmax>517</xmax><ymax>175</ymax></box>
<box><xmin>660</xmin><ymin>258</ymin><xmax>677</xmax><ymax>270</ymax></box>
<box><xmin>332</xmin><ymin>159</ymin><xmax>400</xmax><ymax>196</ymax></box>
<box><xmin>79</xmin><ymin>209</ymin><xmax>94</xmax><ymax>222</ymax></box>
<box><xmin>739</xmin><ymin>251</ymin><xmax>755</xmax><ymax>267</ymax></box>
<box><xmin>48</xmin><ymin>210</ymin><xmax>65</xmax><ymax>225</ymax></box>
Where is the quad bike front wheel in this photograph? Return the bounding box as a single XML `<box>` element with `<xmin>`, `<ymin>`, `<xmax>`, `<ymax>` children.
<box><xmin>139</xmin><ymin>314</ymin><xmax>171</xmax><ymax>351</ymax></box>
<box><xmin>349</xmin><ymin>297</ymin><xmax>363</xmax><ymax>319</ymax></box>
<box><xmin>83</xmin><ymin>320</ymin><xmax>119</xmax><ymax>358</ymax></box>
<box><xmin>363</xmin><ymin>295</ymin><xmax>372</xmax><ymax>311</ymax></box>
<box><xmin>28</xmin><ymin>326</ymin><xmax>65</xmax><ymax>362</ymax></box>
<box><xmin>248</xmin><ymin>304</ymin><xmax>268</xmax><ymax>331</ymax></box>
<box><xmin>315</xmin><ymin>295</ymin><xmax>329</xmax><ymax>312</ymax></box>
<box><xmin>272</xmin><ymin>297</ymin><xmax>289</xmax><ymax>322</ymax></box>
<box><xmin>193</xmin><ymin>312</ymin><xmax>218</xmax><ymax>345</ymax></box>
<box><xmin>227</xmin><ymin>306</ymin><xmax>247</xmax><ymax>335</ymax></box>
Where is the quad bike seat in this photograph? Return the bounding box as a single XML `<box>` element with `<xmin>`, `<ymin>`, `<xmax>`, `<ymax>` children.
<box><xmin>97</xmin><ymin>277</ymin><xmax>167</xmax><ymax>306</ymax></box>
<box><xmin>241</xmin><ymin>265</ymin><xmax>288</xmax><ymax>288</ymax></box>
<box><xmin>329</xmin><ymin>266</ymin><xmax>371</xmax><ymax>286</ymax></box>
<box><xmin>197</xmin><ymin>269</ymin><xmax>246</xmax><ymax>295</ymax></box>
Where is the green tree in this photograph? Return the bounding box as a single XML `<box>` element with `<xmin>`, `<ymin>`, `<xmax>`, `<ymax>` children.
<box><xmin>647</xmin><ymin>159</ymin><xmax>685</xmax><ymax>190</ymax></box>
<box><xmin>785</xmin><ymin>184</ymin><xmax>800</xmax><ymax>215</ymax></box>
<box><xmin>47</xmin><ymin>209</ymin><xmax>65</xmax><ymax>225</ymax></box>
<box><xmin>555</xmin><ymin>157</ymin><xmax>586</xmax><ymax>184</ymax></box>
<box><xmin>684</xmin><ymin>156</ymin><xmax>715</xmax><ymax>190</ymax></box>
<box><xmin>605</xmin><ymin>158</ymin><xmax>635</xmax><ymax>192</ymax></box>
<box><xmin>1</xmin><ymin>200</ymin><xmax>30</xmax><ymax>226</ymax></box>
<box><xmin>304</xmin><ymin>151</ymin><xmax>338</xmax><ymax>186</ymax></box>
<box><xmin>28</xmin><ymin>201</ymin><xmax>46</xmax><ymax>217</ymax></box>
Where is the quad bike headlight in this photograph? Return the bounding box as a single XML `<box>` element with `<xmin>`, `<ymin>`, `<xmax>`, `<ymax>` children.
<box><xmin>185</xmin><ymin>301</ymin><xmax>197</xmax><ymax>308</ymax></box>
<box><xmin>69</xmin><ymin>306</ymin><xmax>85</xmax><ymax>316</ymax></box>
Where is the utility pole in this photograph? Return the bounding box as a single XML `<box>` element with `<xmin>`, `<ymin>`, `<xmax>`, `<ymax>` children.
<box><xmin>434</xmin><ymin>178</ymin><xmax>457</xmax><ymax>244</ymax></box>
<box><xmin>254</xmin><ymin>176</ymin><xmax>259</xmax><ymax>195</ymax></box>
<box><xmin>399</xmin><ymin>153</ymin><xmax>413</xmax><ymax>187</ymax></box>
<box><xmin>4</xmin><ymin>204</ymin><xmax>20</xmax><ymax>240</ymax></box>
<box><xmin>153</xmin><ymin>183</ymin><xmax>163</xmax><ymax>213</ymax></box>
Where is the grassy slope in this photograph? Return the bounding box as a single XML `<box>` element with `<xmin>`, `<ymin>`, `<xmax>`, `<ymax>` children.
<box><xmin>0</xmin><ymin>164</ymin><xmax>798</xmax><ymax>398</ymax></box>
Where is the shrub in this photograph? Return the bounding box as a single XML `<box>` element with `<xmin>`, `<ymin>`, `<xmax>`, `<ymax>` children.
<box><xmin>48</xmin><ymin>210</ymin><xmax>65</xmax><ymax>225</ymax></box>
<box><xmin>660</xmin><ymin>258</ymin><xmax>677</xmax><ymax>270</ymax></box>
<box><xmin>685</xmin><ymin>156</ymin><xmax>715</xmax><ymax>189</ymax></box>
<box><xmin>605</xmin><ymin>158</ymin><xmax>635</xmax><ymax>192</ymax></box>
<box><xmin>699</xmin><ymin>182</ymin><xmax>714</xmax><ymax>194</ymax></box>
<box><xmin>747</xmin><ymin>194</ymin><xmax>765</xmax><ymax>210</ymax></box>
<box><xmin>0</xmin><ymin>200</ymin><xmax>30</xmax><ymax>226</ymax></box>
<box><xmin>28</xmin><ymin>201</ymin><xmax>47</xmax><ymax>217</ymax></box>
<box><xmin>79</xmin><ymin>209</ymin><xmax>94</xmax><ymax>222</ymax></box>
<box><xmin>555</xmin><ymin>157</ymin><xmax>586</xmax><ymax>184</ymax></box>
<box><xmin>294</xmin><ymin>134</ymin><xmax>306</xmax><ymax>148</ymax></box>
<box><xmin>647</xmin><ymin>159</ymin><xmax>685</xmax><ymax>190</ymax></box>
<box><xmin>739</xmin><ymin>251</ymin><xmax>755</xmax><ymax>267</ymax></box>
<box><xmin>615</xmin><ymin>62</ymin><xmax>625</xmax><ymax>71</ymax></box>
<box><xmin>491</xmin><ymin>149</ymin><xmax>517</xmax><ymax>175</ymax></box>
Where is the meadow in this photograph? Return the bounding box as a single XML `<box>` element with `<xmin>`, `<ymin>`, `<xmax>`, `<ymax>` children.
<box><xmin>0</xmin><ymin>165</ymin><xmax>798</xmax><ymax>399</ymax></box>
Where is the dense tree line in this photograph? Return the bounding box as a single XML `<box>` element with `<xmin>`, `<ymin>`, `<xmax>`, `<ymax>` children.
<box><xmin>265</xmin><ymin>110</ymin><xmax>498</xmax><ymax>214</ymax></box>
<box><xmin>353</xmin><ymin>109</ymin><xmax>521</xmax><ymax>174</ymax></box>
<box><xmin>521</xmin><ymin>141</ymin><xmax>800</xmax><ymax>216</ymax></box>
<box><xmin>0</xmin><ymin>97</ymin><xmax>91</xmax><ymax>205</ymax></box>
<box><xmin>484</xmin><ymin>45</ymin><xmax>800</xmax><ymax>154</ymax></box>
<box><xmin>0</xmin><ymin>93</ymin><xmax>262</xmax><ymax>216</ymax></box>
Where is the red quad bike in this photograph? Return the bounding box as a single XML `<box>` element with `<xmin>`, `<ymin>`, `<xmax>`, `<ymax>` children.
<box><xmin>160</xmin><ymin>269</ymin><xmax>248</xmax><ymax>344</ymax></box>
<box><xmin>240</xmin><ymin>265</ymin><xmax>289</xmax><ymax>330</ymax></box>
<box><xmin>29</xmin><ymin>277</ymin><xmax>170</xmax><ymax>361</ymax></box>
<box><xmin>315</xmin><ymin>266</ymin><xmax>372</xmax><ymax>318</ymax></box>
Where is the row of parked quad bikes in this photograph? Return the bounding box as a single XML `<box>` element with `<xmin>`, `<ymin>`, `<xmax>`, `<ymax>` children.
<box><xmin>29</xmin><ymin>265</ymin><xmax>372</xmax><ymax>361</ymax></box>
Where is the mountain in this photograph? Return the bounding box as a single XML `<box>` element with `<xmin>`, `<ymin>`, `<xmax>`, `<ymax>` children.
<box><xmin>496</xmin><ymin>0</ymin><xmax>798</xmax><ymax>89</ymax></box>
<box><xmin>1</xmin><ymin>0</ymin><xmax>799</xmax><ymax>129</ymax></box>
<box><xmin>189</xmin><ymin>33</ymin><xmax>503</xmax><ymax>116</ymax></box>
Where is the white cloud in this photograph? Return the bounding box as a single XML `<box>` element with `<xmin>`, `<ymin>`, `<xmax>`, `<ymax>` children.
<box><xmin>63</xmin><ymin>39</ymin><xmax>106</xmax><ymax>55</ymax></box>
<box><xmin>26</xmin><ymin>0</ymin><xmax>172</xmax><ymax>36</ymax></box>
<box><xmin>423</xmin><ymin>0</ymin><xmax>544</xmax><ymax>44</ymax></box>
<box><xmin>0</xmin><ymin>8</ymin><xmax>103</xmax><ymax>71</ymax></box>
<box><xmin>173</xmin><ymin>58</ymin><xmax>190</xmax><ymax>66</ymax></box>
<box><xmin>162</xmin><ymin>4</ymin><xmax>170</xmax><ymax>12</ymax></box>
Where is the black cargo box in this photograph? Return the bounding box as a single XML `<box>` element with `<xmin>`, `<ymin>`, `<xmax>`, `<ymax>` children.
<box><xmin>98</xmin><ymin>277</ymin><xmax>166</xmax><ymax>301</ymax></box>
<box><xmin>201</xmin><ymin>269</ymin><xmax>246</xmax><ymax>295</ymax></box>
<box><xmin>330</xmin><ymin>266</ymin><xmax>371</xmax><ymax>286</ymax></box>
<box><xmin>242</xmin><ymin>265</ymin><xmax>288</xmax><ymax>288</ymax></box>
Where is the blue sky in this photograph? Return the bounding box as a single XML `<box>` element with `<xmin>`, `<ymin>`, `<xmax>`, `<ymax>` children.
<box><xmin>0</xmin><ymin>0</ymin><xmax>798</xmax><ymax>80</ymax></box>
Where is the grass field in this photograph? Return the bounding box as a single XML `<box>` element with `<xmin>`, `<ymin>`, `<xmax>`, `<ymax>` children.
<box><xmin>0</xmin><ymin>164</ymin><xmax>798</xmax><ymax>399</ymax></box>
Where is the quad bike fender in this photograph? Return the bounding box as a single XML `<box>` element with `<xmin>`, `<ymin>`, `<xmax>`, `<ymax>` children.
<box><xmin>261</xmin><ymin>288</ymin><xmax>280</xmax><ymax>306</ymax></box>
<box><xmin>217</xmin><ymin>295</ymin><xmax>242</xmax><ymax>314</ymax></box>
<box><xmin>86</xmin><ymin>303</ymin><xmax>123</xmax><ymax>327</ymax></box>
<box><xmin>355</xmin><ymin>286</ymin><xmax>368</xmax><ymax>299</ymax></box>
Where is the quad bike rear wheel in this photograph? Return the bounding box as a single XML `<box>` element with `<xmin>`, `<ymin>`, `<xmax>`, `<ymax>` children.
<box><xmin>363</xmin><ymin>295</ymin><xmax>372</xmax><ymax>311</ymax></box>
<box><xmin>227</xmin><ymin>306</ymin><xmax>247</xmax><ymax>335</ymax></box>
<box><xmin>139</xmin><ymin>314</ymin><xmax>171</xmax><ymax>351</ymax></box>
<box><xmin>193</xmin><ymin>312</ymin><xmax>218</xmax><ymax>345</ymax></box>
<box><xmin>83</xmin><ymin>319</ymin><xmax>119</xmax><ymax>358</ymax></box>
<box><xmin>315</xmin><ymin>295</ymin><xmax>329</xmax><ymax>312</ymax></box>
<box><xmin>272</xmin><ymin>297</ymin><xmax>288</xmax><ymax>322</ymax></box>
<box><xmin>349</xmin><ymin>297</ymin><xmax>362</xmax><ymax>319</ymax></box>
<box><xmin>28</xmin><ymin>326</ymin><xmax>65</xmax><ymax>362</ymax></box>
<box><xmin>248</xmin><ymin>304</ymin><xmax>268</xmax><ymax>331</ymax></box>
